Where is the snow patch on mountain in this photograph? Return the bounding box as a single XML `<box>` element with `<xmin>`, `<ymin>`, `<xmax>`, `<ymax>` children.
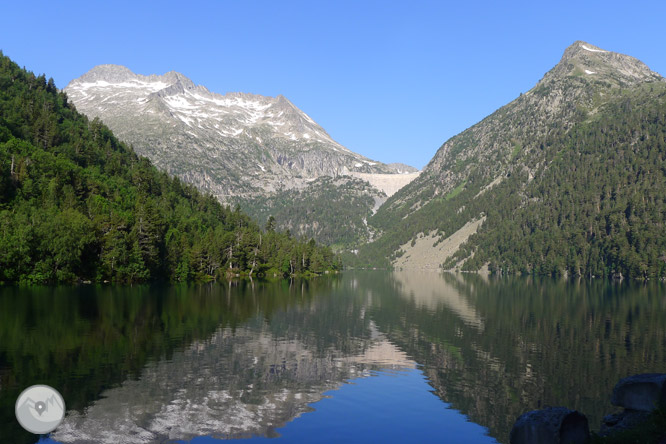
<box><xmin>64</xmin><ymin>65</ymin><xmax>416</xmax><ymax>201</ymax></box>
<box><xmin>581</xmin><ymin>44</ymin><xmax>608</xmax><ymax>53</ymax></box>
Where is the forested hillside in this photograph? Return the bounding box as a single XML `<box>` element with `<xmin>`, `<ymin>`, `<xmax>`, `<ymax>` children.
<box><xmin>0</xmin><ymin>52</ymin><xmax>340</xmax><ymax>284</ymax></box>
<box><xmin>445</xmin><ymin>89</ymin><xmax>666</xmax><ymax>278</ymax></box>
<box><xmin>355</xmin><ymin>41</ymin><xmax>666</xmax><ymax>279</ymax></box>
<box><xmin>240</xmin><ymin>176</ymin><xmax>385</xmax><ymax>248</ymax></box>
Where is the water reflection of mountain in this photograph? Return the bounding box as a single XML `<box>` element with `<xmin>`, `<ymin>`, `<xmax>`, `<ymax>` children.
<box><xmin>55</xmin><ymin>326</ymin><xmax>327</xmax><ymax>442</ymax></box>
<box><xmin>361</xmin><ymin>271</ymin><xmax>666</xmax><ymax>443</ymax></box>
<box><xmin>0</xmin><ymin>279</ymin><xmax>417</xmax><ymax>444</ymax></box>
<box><xmin>0</xmin><ymin>280</ymin><xmax>340</xmax><ymax>443</ymax></box>
<box><xmin>2</xmin><ymin>274</ymin><xmax>665</xmax><ymax>444</ymax></box>
<box><xmin>392</xmin><ymin>271</ymin><xmax>484</xmax><ymax>330</ymax></box>
<box><xmin>53</xmin><ymin>323</ymin><xmax>414</xmax><ymax>443</ymax></box>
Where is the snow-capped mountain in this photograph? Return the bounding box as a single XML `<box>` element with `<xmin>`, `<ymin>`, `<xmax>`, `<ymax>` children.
<box><xmin>65</xmin><ymin>65</ymin><xmax>414</xmax><ymax>201</ymax></box>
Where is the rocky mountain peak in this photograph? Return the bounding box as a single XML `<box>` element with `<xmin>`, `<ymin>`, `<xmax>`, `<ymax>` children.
<box><xmin>75</xmin><ymin>64</ymin><xmax>136</xmax><ymax>83</ymax></box>
<box><xmin>162</xmin><ymin>70</ymin><xmax>197</xmax><ymax>89</ymax></box>
<box><xmin>64</xmin><ymin>65</ymin><xmax>413</xmax><ymax>202</ymax></box>
<box><xmin>272</xmin><ymin>94</ymin><xmax>299</xmax><ymax>113</ymax></box>
<box><xmin>559</xmin><ymin>41</ymin><xmax>608</xmax><ymax>61</ymax></box>
<box><xmin>545</xmin><ymin>40</ymin><xmax>663</xmax><ymax>86</ymax></box>
<box><xmin>152</xmin><ymin>74</ymin><xmax>202</xmax><ymax>98</ymax></box>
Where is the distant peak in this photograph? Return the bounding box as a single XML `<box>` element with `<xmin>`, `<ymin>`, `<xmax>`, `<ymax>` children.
<box><xmin>76</xmin><ymin>64</ymin><xmax>137</xmax><ymax>83</ymax></box>
<box><xmin>572</xmin><ymin>41</ymin><xmax>608</xmax><ymax>53</ymax></box>
<box><xmin>545</xmin><ymin>40</ymin><xmax>663</xmax><ymax>85</ymax></box>
<box><xmin>70</xmin><ymin>64</ymin><xmax>198</xmax><ymax>87</ymax></box>
<box><xmin>275</xmin><ymin>94</ymin><xmax>294</xmax><ymax>106</ymax></box>
<box><xmin>578</xmin><ymin>42</ymin><xmax>609</xmax><ymax>54</ymax></box>
<box><xmin>387</xmin><ymin>163</ymin><xmax>419</xmax><ymax>174</ymax></box>
<box><xmin>91</xmin><ymin>64</ymin><xmax>133</xmax><ymax>73</ymax></box>
<box><xmin>559</xmin><ymin>41</ymin><xmax>611</xmax><ymax>63</ymax></box>
<box><xmin>162</xmin><ymin>70</ymin><xmax>196</xmax><ymax>89</ymax></box>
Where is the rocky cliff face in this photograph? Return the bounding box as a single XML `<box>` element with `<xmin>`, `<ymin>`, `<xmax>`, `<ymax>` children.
<box><xmin>64</xmin><ymin>65</ymin><xmax>414</xmax><ymax>202</ymax></box>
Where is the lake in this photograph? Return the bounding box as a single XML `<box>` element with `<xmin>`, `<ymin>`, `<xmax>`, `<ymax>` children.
<box><xmin>1</xmin><ymin>271</ymin><xmax>665</xmax><ymax>443</ymax></box>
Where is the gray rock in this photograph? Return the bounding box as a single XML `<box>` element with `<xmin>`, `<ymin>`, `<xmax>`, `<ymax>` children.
<box><xmin>611</xmin><ymin>373</ymin><xmax>666</xmax><ymax>412</ymax></box>
<box><xmin>510</xmin><ymin>407</ymin><xmax>589</xmax><ymax>444</ymax></box>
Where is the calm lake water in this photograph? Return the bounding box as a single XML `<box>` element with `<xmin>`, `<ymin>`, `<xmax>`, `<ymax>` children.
<box><xmin>1</xmin><ymin>271</ymin><xmax>665</xmax><ymax>443</ymax></box>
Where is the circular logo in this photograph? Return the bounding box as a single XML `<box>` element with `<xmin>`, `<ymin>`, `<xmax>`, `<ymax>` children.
<box><xmin>15</xmin><ymin>384</ymin><xmax>66</xmax><ymax>434</ymax></box>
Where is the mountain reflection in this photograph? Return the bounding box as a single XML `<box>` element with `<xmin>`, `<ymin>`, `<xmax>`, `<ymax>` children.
<box><xmin>362</xmin><ymin>271</ymin><xmax>666</xmax><ymax>443</ymax></box>
<box><xmin>391</xmin><ymin>271</ymin><xmax>485</xmax><ymax>330</ymax></box>
<box><xmin>1</xmin><ymin>273</ymin><xmax>665</xmax><ymax>444</ymax></box>
<box><xmin>54</xmin><ymin>326</ymin><xmax>413</xmax><ymax>443</ymax></box>
<box><xmin>0</xmin><ymin>278</ymin><xmax>415</xmax><ymax>443</ymax></box>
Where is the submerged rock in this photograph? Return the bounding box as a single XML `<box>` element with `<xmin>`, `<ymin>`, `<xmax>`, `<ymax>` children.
<box><xmin>509</xmin><ymin>407</ymin><xmax>589</xmax><ymax>444</ymax></box>
<box><xmin>600</xmin><ymin>410</ymin><xmax>651</xmax><ymax>436</ymax></box>
<box><xmin>611</xmin><ymin>373</ymin><xmax>666</xmax><ymax>412</ymax></box>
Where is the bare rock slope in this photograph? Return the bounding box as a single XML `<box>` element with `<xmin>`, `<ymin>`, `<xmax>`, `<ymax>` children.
<box><xmin>65</xmin><ymin>65</ymin><xmax>414</xmax><ymax>201</ymax></box>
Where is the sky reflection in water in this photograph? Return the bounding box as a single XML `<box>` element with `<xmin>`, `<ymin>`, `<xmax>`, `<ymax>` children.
<box><xmin>2</xmin><ymin>271</ymin><xmax>665</xmax><ymax>443</ymax></box>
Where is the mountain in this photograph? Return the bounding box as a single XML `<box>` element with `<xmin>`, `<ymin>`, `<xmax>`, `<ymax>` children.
<box><xmin>356</xmin><ymin>41</ymin><xmax>666</xmax><ymax>279</ymax></box>
<box><xmin>241</xmin><ymin>170</ymin><xmax>421</xmax><ymax>248</ymax></box>
<box><xmin>0</xmin><ymin>52</ymin><xmax>340</xmax><ymax>284</ymax></box>
<box><xmin>64</xmin><ymin>65</ymin><xmax>414</xmax><ymax>201</ymax></box>
<box><xmin>64</xmin><ymin>65</ymin><xmax>418</xmax><ymax>247</ymax></box>
<box><xmin>241</xmin><ymin>176</ymin><xmax>385</xmax><ymax>248</ymax></box>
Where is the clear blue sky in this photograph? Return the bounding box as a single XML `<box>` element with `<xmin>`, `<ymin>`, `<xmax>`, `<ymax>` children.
<box><xmin>2</xmin><ymin>0</ymin><xmax>665</xmax><ymax>169</ymax></box>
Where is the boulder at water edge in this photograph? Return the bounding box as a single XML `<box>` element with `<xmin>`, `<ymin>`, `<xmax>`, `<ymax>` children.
<box><xmin>611</xmin><ymin>373</ymin><xmax>666</xmax><ymax>412</ymax></box>
<box><xmin>509</xmin><ymin>407</ymin><xmax>589</xmax><ymax>444</ymax></box>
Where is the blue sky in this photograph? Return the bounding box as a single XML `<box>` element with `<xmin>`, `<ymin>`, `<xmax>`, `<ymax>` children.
<box><xmin>2</xmin><ymin>0</ymin><xmax>665</xmax><ymax>169</ymax></box>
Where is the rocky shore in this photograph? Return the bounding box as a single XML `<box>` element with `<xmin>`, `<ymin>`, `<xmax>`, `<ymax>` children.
<box><xmin>510</xmin><ymin>373</ymin><xmax>666</xmax><ymax>444</ymax></box>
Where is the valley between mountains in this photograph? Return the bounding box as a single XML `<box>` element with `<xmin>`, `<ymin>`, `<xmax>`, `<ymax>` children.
<box><xmin>64</xmin><ymin>40</ymin><xmax>666</xmax><ymax>279</ymax></box>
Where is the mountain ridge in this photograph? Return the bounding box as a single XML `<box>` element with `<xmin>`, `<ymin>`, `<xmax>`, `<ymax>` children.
<box><xmin>65</xmin><ymin>65</ymin><xmax>419</xmax><ymax>247</ymax></box>
<box><xmin>355</xmin><ymin>41</ymin><xmax>666</xmax><ymax>279</ymax></box>
<box><xmin>378</xmin><ymin>40</ymin><xmax>664</xmax><ymax>223</ymax></box>
<box><xmin>65</xmin><ymin>66</ymin><xmax>416</xmax><ymax>202</ymax></box>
